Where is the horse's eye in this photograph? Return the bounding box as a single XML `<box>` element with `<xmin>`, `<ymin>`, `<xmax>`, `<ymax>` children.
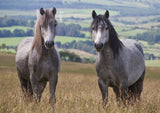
<box><xmin>55</xmin><ymin>22</ymin><xmax>57</xmax><ymax>27</ymax></box>
<box><xmin>92</xmin><ymin>26</ymin><xmax>95</xmax><ymax>30</ymax></box>
<box><xmin>106</xmin><ymin>27</ymin><xmax>109</xmax><ymax>30</ymax></box>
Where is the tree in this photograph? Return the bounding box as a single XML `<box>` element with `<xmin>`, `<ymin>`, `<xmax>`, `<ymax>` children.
<box><xmin>13</xmin><ymin>29</ymin><xmax>25</xmax><ymax>37</ymax></box>
<box><xmin>59</xmin><ymin>51</ymin><xmax>81</xmax><ymax>62</ymax></box>
<box><xmin>1</xmin><ymin>43</ymin><xmax>6</xmax><ymax>49</ymax></box>
<box><xmin>25</xmin><ymin>29</ymin><xmax>33</xmax><ymax>36</ymax></box>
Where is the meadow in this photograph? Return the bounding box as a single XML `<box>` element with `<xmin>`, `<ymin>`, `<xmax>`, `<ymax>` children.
<box><xmin>0</xmin><ymin>26</ymin><xmax>33</xmax><ymax>32</ymax></box>
<box><xmin>0</xmin><ymin>36</ymin><xmax>90</xmax><ymax>46</ymax></box>
<box><xmin>0</xmin><ymin>52</ymin><xmax>160</xmax><ymax>113</ymax></box>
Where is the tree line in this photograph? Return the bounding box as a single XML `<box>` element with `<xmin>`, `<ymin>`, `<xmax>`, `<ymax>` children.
<box><xmin>0</xmin><ymin>16</ymin><xmax>35</xmax><ymax>27</ymax></box>
<box><xmin>56</xmin><ymin>23</ymin><xmax>85</xmax><ymax>38</ymax></box>
<box><xmin>128</xmin><ymin>30</ymin><xmax>160</xmax><ymax>44</ymax></box>
<box><xmin>59</xmin><ymin>51</ymin><xmax>81</xmax><ymax>62</ymax></box>
<box><xmin>56</xmin><ymin>40</ymin><xmax>96</xmax><ymax>55</ymax></box>
<box><xmin>144</xmin><ymin>53</ymin><xmax>160</xmax><ymax>60</ymax></box>
<box><xmin>0</xmin><ymin>29</ymin><xmax>33</xmax><ymax>37</ymax></box>
<box><xmin>0</xmin><ymin>17</ymin><xmax>87</xmax><ymax>38</ymax></box>
<box><xmin>60</xmin><ymin>51</ymin><xmax>96</xmax><ymax>63</ymax></box>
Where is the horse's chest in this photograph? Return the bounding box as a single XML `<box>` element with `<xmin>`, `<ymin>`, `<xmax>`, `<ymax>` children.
<box><xmin>36</xmin><ymin>59</ymin><xmax>54</xmax><ymax>80</ymax></box>
<box><xmin>98</xmin><ymin>64</ymin><xmax>114</xmax><ymax>78</ymax></box>
<box><xmin>96</xmin><ymin>62</ymin><xmax>119</xmax><ymax>86</ymax></box>
<box><xmin>40</xmin><ymin>60</ymin><xmax>52</xmax><ymax>72</ymax></box>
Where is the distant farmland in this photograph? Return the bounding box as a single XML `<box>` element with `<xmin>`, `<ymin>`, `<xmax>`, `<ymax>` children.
<box><xmin>0</xmin><ymin>36</ymin><xmax>91</xmax><ymax>46</ymax></box>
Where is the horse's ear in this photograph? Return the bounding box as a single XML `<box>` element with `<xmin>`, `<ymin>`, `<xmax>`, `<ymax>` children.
<box><xmin>40</xmin><ymin>8</ymin><xmax>45</xmax><ymax>15</ymax></box>
<box><xmin>104</xmin><ymin>10</ymin><xmax>109</xmax><ymax>19</ymax></box>
<box><xmin>92</xmin><ymin>10</ymin><xmax>97</xmax><ymax>19</ymax></box>
<box><xmin>52</xmin><ymin>7</ymin><xmax>56</xmax><ymax>15</ymax></box>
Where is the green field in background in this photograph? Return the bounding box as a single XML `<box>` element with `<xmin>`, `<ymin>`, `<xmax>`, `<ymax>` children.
<box><xmin>0</xmin><ymin>36</ymin><xmax>91</xmax><ymax>46</ymax></box>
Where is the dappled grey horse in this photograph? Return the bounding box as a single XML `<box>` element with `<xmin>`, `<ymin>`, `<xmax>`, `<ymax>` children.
<box><xmin>90</xmin><ymin>10</ymin><xmax>145</xmax><ymax>105</ymax></box>
<box><xmin>16</xmin><ymin>8</ymin><xmax>60</xmax><ymax>105</ymax></box>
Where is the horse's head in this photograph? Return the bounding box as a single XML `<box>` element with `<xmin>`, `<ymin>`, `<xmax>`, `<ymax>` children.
<box><xmin>91</xmin><ymin>10</ymin><xmax>110</xmax><ymax>52</ymax></box>
<box><xmin>39</xmin><ymin>8</ymin><xmax>57</xmax><ymax>49</ymax></box>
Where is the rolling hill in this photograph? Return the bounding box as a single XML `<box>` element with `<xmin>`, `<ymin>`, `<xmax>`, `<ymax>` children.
<box><xmin>0</xmin><ymin>0</ymin><xmax>160</xmax><ymax>62</ymax></box>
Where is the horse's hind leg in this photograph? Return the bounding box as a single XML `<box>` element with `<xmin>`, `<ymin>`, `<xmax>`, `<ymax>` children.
<box><xmin>128</xmin><ymin>70</ymin><xmax>145</xmax><ymax>101</ymax></box>
<box><xmin>27</xmin><ymin>80</ymin><xmax>33</xmax><ymax>96</ymax></box>
<box><xmin>113</xmin><ymin>87</ymin><xmax>120</xmax><ymax>101</ymax></box>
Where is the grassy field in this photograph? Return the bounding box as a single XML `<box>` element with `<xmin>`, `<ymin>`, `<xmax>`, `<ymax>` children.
<box><xmin>139</xmin><ymin>41</ymin><xmax>160</xmax><ymax>57</ymax></box>
<box><xmin>0</xmin><ymin>37</ymin><xmax>27</xmax><ymax>46</ymax></box>
<box><xmin>0</xmin><ymin>52</ymin><xmax>160</xmax><ymax>113</ymax></box>
<box><xmin>118</xmin><ymin>29</ymin><xmax>148</xmax><ymax>37</ymax></box>
<box><xmin>145</xmin><ymin>60</ymin><xmax>160</xmax><ymax>67</ymax></box>
<box><xmin>0</xmin><ymin>36</ymin><xmax>91</xmax><ymax>46</ymax></box>
<box><xmin>60</xmin><ymin>8</ymin><xmax>119</xmax><ymax>18</ymax></box>
<box><xmin>0</xmin><ymin>26</ymin><xmax>33</xmax><ymax>32</ymax></box>
<box><xmin>55</xmin><ymin>36</ymin><xmax>90</xmax><ymax>44</ymax></box>
<box><xmin>0</xmin><ymin>10</ymin><xmax>36</xmax><ymax>17</ymax></box>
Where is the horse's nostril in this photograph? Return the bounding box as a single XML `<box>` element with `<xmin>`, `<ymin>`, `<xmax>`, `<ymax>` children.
<box><xmin>52</xmin><ymin>41</ymin><xmax>54</xmax><ymax>46</ymax></box>
<box><xmin>99</xmin><ymin>43</ymin><xmax>103</xmax><ymax>48</ymax></box>
<box><xmin>45</xmin><ymin>41</ymin><xmax>54</xmax><ymax>49</ymax></box>
<box><xmin>45</xmin><ymin>41</ymin><xmax>49</xmax><ymax>46</ymax></box>
<box><xmin>94</xmin><ymin>44</ymin><xmax>97</xmax><ymax>48</ymax></box>
<box><xmin>94</xmin><ymin>43</ymin><xmax>103</xmax><ymax>50</ymax></box>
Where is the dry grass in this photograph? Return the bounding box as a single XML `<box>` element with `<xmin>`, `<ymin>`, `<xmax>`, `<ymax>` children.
<box><xmin>0</xmin><ymin>52</ymin><xmax>160</xmax><ymax>113</ymax></box>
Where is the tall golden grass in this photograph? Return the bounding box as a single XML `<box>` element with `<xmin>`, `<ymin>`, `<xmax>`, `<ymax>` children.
<box><xmin>0</xmin><ymin>52</ymin><xmax>160</xmax><ymax>113</ymax></box>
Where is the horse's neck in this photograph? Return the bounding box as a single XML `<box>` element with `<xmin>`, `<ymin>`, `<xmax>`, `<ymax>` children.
<box><xmin>99</xmin><ymin>44</ymin><xmax>114</xmax><ymax>65</ymax></box>
<box><xmin>42</xmin><ymin>45</ymin><xmax>50</xmax><ymax>55</ymax></box>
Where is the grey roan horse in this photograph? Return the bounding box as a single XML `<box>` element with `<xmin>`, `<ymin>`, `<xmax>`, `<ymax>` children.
<box><xmin>91</xmin><ymin>10</ymin><xmax>145</xmax><ymax>105</ymax></box>
<box><xmin>16</xmin><ymin>8</ymin><xmax>60</xmax><ymax>105</ymax></box>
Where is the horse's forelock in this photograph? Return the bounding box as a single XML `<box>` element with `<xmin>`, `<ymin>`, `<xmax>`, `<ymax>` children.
<box><xmin>91</xmin><ymin>15</ymin><xmax>107</xmax><ymax>32</ymax></box>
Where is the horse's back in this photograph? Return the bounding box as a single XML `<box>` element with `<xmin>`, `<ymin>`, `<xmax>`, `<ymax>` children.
<box><xmin>16</xmin><ymin>37</ymin><xmax>33</xmax><ymax>77</ymax></box>
<box><xmin>120</xmin><ymin>39</ymin><xmax>145</xmax><ymax>86</ymax></box>
<box><xmin>120</xmin><ymin>39</ymin><xmax>143</xmax><ymax>55</ymax></box>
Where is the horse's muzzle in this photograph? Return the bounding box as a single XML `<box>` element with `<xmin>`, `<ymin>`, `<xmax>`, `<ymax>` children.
<box><xmin>94</xmin><ymin>43</ymin><xmax>103</xmax><ymax>52</ymax></box>
<box><xmin>45</xmin><ymin>41</ymin><xmax>54</xmax><ymax>49</ymax></box>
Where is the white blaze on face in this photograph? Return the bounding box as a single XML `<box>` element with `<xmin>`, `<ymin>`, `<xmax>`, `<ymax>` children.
<box><xmin>47</xmin><ymin>26</ymin><xmax>54</xmax><ymax>42</ymax></box>
<box><xmin>93</xmin><ymin>28</ymin><xmax>109</xmax><ymax>45</ymax></box>
<box><xmin>41</xmin><ymin>26</ymin><xmax>54</xmax><ymax>43</ymax></box>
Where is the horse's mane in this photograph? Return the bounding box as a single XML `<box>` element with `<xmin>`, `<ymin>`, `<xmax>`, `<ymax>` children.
<box><xmin>105</xmin><ymin>19</ymin><xmax>123</xmax><ymax>58</ymax></box>
<box><xmin>31</xmin><ymin>9</ymin><xmax>50</xmax><ymax>62</ymax></box>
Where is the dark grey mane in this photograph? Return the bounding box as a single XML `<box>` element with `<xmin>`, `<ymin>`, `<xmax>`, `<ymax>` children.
<box><xmin>91</xmin><ymin>15</ymin><xmax>123</xmax><ymax>58</ymax></box>
<box><xmin>106</xmin><ymin>19</ymin><xmax>123</xmax><ymax>58</ymax></box>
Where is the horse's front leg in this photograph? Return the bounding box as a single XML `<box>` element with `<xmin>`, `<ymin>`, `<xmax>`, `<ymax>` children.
<box><xmin>30</xmin><ymin>73</ymin><xmax>47</xmax><ymax>103</ymax></box>
<box><xmin>49</xmin><ymin>73</ymin><xmax>58</xmax><ymax>105</ymax></box>
<box><xmin>98</xmin><ymin>78</ymin><xmax>108</xmax><ymax>106</ymax></box>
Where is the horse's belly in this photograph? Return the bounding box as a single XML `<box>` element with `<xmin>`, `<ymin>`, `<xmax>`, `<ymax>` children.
<box><xmin>127</xmin><ymin>58</ymin><xmax>145</xmax><ymax>86</ymax></box>
<box><xmin>123</xmin><ymin>50</ymin><xmax>145</xmax><ymax>86</ymax></box>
